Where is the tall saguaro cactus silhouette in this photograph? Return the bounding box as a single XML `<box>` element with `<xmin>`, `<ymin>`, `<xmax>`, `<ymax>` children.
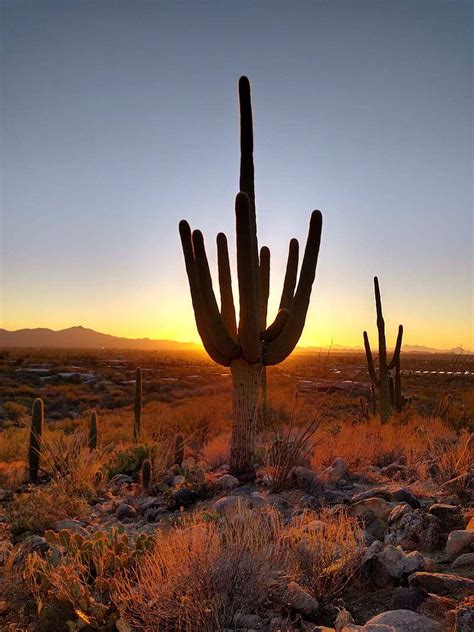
<box><xmin>179</xmin><ymin>77</ymin><xmax>323</xmax><ymax>476</ymax></box>
<box><xmin>363</xmin><ymin>277</ymin><xmax>403</xmax><ymax>422</ymax></box>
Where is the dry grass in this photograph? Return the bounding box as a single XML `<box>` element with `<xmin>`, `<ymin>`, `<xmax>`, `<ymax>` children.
<box><xmin>201</xmin><ymin>432</ymin><xmax>231</xmax><ymax>468</ymax></box>
<box><xmin>114</xmin><ymin>501</ymin><xmax>364</xmax><ymax>631</ymax></box>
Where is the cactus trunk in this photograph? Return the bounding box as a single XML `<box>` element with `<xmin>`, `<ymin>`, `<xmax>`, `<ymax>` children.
<box><xmin>88</xmin><ymin>411</ymin><xmax>98</xmax><ymax>450</ymax></box>
<box><xmin>230</xmin><ymin>358</ymin><xmax>262</xmax><ymax>477</ymax></box>
<box><xmin>134</xmin><ymin>367</ymin><xmax>142</xmax><ymax>441</ymax></box>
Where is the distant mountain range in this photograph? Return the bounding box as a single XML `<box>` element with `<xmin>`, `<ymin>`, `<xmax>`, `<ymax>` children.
<box><xmin>0</xmin><ymin>326</ymin><xmax>466</xmax><ymax>354</ymax></box>
<box><xmin>0</xmin><ymin>326</ymin><xmax>199</xmax><ymax>351</ymax></box>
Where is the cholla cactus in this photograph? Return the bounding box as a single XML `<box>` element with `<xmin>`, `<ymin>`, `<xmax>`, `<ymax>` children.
<box><xmin>363</xmin><ymin>277</ymin><xmax>403</xmax><ymax>422</ymax></box>
<box><xmin>179</xmin><ymin>77</ymin><xmax>323</xmax><ymax>476</ymax></box>
<box><xmin>174</xmin><ymin>433</ymin><xmax>184</xmax><ymax>468</ymax></box>
<box><xmin>28</xmin><ymin>398</ymin><xmax>44</xmax><ymax>483</ymax></box>
<box><xmin>141</xmin><ymin>458</ymin><xmax>152</xmax><ymax>489</ymax></box>
<box><xmin>88</xmin><ymin>410</ymin><xmax>98</xmax><ymax>450</ymax></box>
<box><xmin>133</xmin><ymin>367</ymin><xmax>142</xmax><ymax>441</ymax></box>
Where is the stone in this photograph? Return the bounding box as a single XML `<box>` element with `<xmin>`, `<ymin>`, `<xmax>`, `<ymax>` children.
<box><xmin>390</xmin><ymin>488</ymin><xmax>421</xmax><ymax>509</ymax></box>
<box><xmin>428</xmin><ymin>504</ymin><xmax>462</xmax><ymax>531</ymax></box>
<box><xmin>214</xmin><ymin>495</ymin><xmax>243</xmax><ymax>513</ymax></box>
<box><xmin>293</xmin><ymin>466</ymin><xmax>324</xmax><ymax>494</ymax></box>
<box><xmin>172</xmin><ymin>488</ymin><xmax>200</xmax><ymax>508</ymax></box>
<box><xmin>54</xmin><ymin>519</ymin><xmax>87</xmax><ymax>534</ymax></box>
<box><xmin>321</xmin><ymin>457</ymin><xmax>347</xmax><ymax>485</ymax></box>
<box><xmin>287</xmin><ymin>581</ymin><xmax>320</xmax><ymax>619</ymax></box>
<box><xmin>408</xmin><ymin>572</ymin><xmax>474</xmax><ymax>599</ymax></box>
<box><xmin>442</xmin><ymin>473</ymin><xmax>469</xmax><ymax>494</ymax></box>
<box><xmin>363</xmin><ymin>542</ymin><xmax>424</xmax><ymax>585</ymax></box>
<box><xmin>351</xmin><ymin>497</ymin><xmax>394</xmax><ymax>521</ymax></box>
<box><xmin>450</xmin><ymin>552</ymin><xmax>474</xmax><ymax>578</ymax></box>
<box><xmin>446</xmin><ymin>530</ymin><xmax>474</xmax><ymax>560</ymax></box>
<box><xmin>466</xmin><ymin>517</ymin><xmax>474</xmax><ymax>530</ymax></box>
<box><xmin>172</xmin><ymin>475</ymin><xmax>186</xmax><ymax>486</ymax></box>
<box><xmin>248</xmin><ymin>491</ymin><xmax>268</xmax><ymax>509</ymax></box>
<box><xmin>455</xmin><ymin>597</ymin><xmax>474</xmax><ymax>632</ymax></box>
<box><xmin>385</xmin><ymin>507</ymin><xmax>440</xmax><ymax>551</ymax></box>
<box><xmin>364</xmin><ymin>609</ymin><xmax>442</xmax><ymax>631</ymax></box>
<box><xmin>234</xmin><ymin>613</ymin><xmax>263</xmax><ymax>629</ymax></box>
<box><xmin>216</xmin><ymin>474</ymin><xmax>240</xmax><ymax>490</ymax></box>
<box><xmin>115</xmin><ymin>504</ymin><xmax>137</xmax><ymax>521</ymax></box>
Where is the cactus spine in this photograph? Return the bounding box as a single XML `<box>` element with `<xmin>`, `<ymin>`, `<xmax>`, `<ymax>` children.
<box><xmin>133</xmin><ymin>367</ymin><xmax>142</xmax><ymax>441</ymax></box>
<box><xmin>174</xmin><ymin>432</ymin><xmax>184</xmax><ymax>467</ymax></box>
<box><xmin>363</xmin><ymin>277</ymin><xmax>403</xmax><ymax>422</ymax></box>
<box><xmin>141</xmin><ymin>458</ymin><xmax>152</xmax><ymax>489</ymax></box>
<box><xmin>179</xmin><ymin>77</ymin><xmax>323</xmax><ymax>476</ymax></box>
<box><xmin>88</xmin><ymin>410</ymin><xmax>98</xmax><ymax>450</ymax></box>
<box><xmin>28</xmin><ymin>398</ymin><xmax>44</xmax><ymax>483</ymax></box>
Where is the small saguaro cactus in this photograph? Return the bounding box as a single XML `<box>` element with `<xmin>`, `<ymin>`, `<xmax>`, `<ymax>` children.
<box><xmin>28</xmin><ymin>398</ymin><xmax>44</xmax><ymax>483</ymax></box>
<box><xmin>174</xmin><ymin>432</ymin><xmax>185</xmax><ymax>468</ymax></box>
<box><xmin>179</xmin><ymin>77</ymin><xmax>323</xmax><ymax>476</ymax></box>
<box><xmin>363</xmin><ymin>277</ymin><xmax>403</xmax><ymax>422</ymax></box>
<box><xmin>133</xmin><ymin>367</ymin><xmax>142</xmax><ymax>441</ymax></box>
<box><xmin>141</xmin><ymin>458</ymin><xmax>152</xmax><ymax>490</ymax></box>
<box><xmin>88</xmin><ymin>410</ymin><xmax>98</xmax><ymax>450</ymax></box>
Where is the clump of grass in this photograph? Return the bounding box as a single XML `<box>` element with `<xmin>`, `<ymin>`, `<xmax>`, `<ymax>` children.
<box><xmin>201</xmin><ymin>433</ymin><xmax>231</xmax><ymax>469</ymax></box>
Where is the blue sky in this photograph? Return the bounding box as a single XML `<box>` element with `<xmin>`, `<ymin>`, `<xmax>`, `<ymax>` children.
<box><xmin>1</xmin><ymin>1</ymin><xmax>472</xmax><ymax>348</ymax></box>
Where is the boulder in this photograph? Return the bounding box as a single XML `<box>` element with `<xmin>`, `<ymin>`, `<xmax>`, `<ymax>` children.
<box><xmin>216</xmin><ymin>474</ymin><xmax>240</xmax><ymax>490</ymax></box>
<box><xmin>214</xmin><ymin>495</ymin><xmax>242</xmax><ymax>513</ymax></box>
<box><xmin>321</xmin><ymin>457</ymin><xmax>347</xmax><ymax>485</ymax></box>
<box><xmin>172</xmin><ymin>488</ymin><xmax>200</xmax><ymax>508</ymax></box>
<box><xmin>115</xmin><ymin>504</ymin><xmax>137</xmax><ymax>521</ymax></box>
<box><xmin>363</xmin><ymin>609</ymin><xmax>442</xmax><ymax>631</ymax></box>
<box><xmin>286</xmin><ymin>581</ymin><xmax>320</xmax><ymax>619</ymax></box>
<box><xmin>293</xmin><ymin>466</ymin><xmax>324</xmax><ymax>494</ymax></box>
<box><xmin>428</xmin><ymin>504</ymin><xmax>463</xmax><ymax>531</ymax></box>
<box><xmin>385</xmin><ymin>507</ymin><xmax>440</xmax><ymax>551</ymax></box>
<box><xmin>450</xmin><ymin>552</ymin><xmax>474</xmax><ymax>578</ymax></box>
<box><xmin>53</xmin><ymin>519</ymin><xmax>87</xmax><ymax>534</ymax></box>
<box><xmin>391</xmin><ymin>587</ymin><xmax>456</xmax><ymax>627</ymax></box>
<box><xmin>248</xmin><ymin>491</ymin><xmax>268</xmax><ymax>509</ymax></box>
<box><xmin>455</xmin><ymin>597</ymin><xmax>474</xmax><ymax>632</ymax></box>
<box><xmin>446</xmin><ymin>530</ymin><xmax>474</xmax><ymax>560</ymax></box>
<box><xmin>363</xmin><ymin>541</ymin><xmax>424</xmax><ymax>585</ymax></box>
<box><xmin>408</xmin><ymin>572</ymin><xmax>474</xmax><ymax>599</ymax></box>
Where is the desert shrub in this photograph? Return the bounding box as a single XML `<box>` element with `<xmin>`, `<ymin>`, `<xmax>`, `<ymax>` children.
<box><xmin>3</xmin><ymin>400</ymin><xmax>28</xmax><ymax>423</ymax></box>
<box><xmin>201</xmin><ymin>433</ymin><xmax>231</xmax><ymax>469</ymax></box>
<box><xmin>286</xmin><ymin>507</ymin><xmax>364</xmax><ymax>601</ymax></box>
<box><xmin>105</xmin><ymin>444</ymin><xmax>149</xmax><ymax>477</ymax></box>
<box><xmin>23</xmin><ymin>527</ymin><xmax>154</xmax><ymax>631</ymax></box>
<box><xmin>114</xmin><ymin>502</ymin><xmax>287</xmax><ymax>631</ymax></box>
<box><xmin>7</xmin><ymin>481</ymin><xmax>90</xmax><ymax>535</ymax></box>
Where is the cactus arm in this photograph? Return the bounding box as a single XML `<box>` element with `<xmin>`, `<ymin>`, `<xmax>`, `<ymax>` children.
<box><xmin>259</xmin><ymin>246</ymin><xmax>270</xmax><ymax>329</ymax></box>
<box><xmin>28</xmin><ymin>397</ymin><xmax>44</xmax><ymax>483</ymax></box>
<box><xmin>279</xmin><ymin>238</ymin><xmax>299</xmax><ymax>310</ymax></box>
<box><xmin>238</xmin><ymin>76</ymin><xmax>255</xmax><ymax>217</ymax></box>
<box><xmin>374</xmin><ymin>276</ymin><xmax>388</xmax><ymax>371</ymax></box>
<box><xmin>263</xmin><ymin>308</ymin><xmax>289</xmax><ymax>342</ymax></box>
<box><xmin>216</xmin><ymin>232</ymin><xmax>237</xmax><ymax>338</ymax></box>
<box><xmin>388</xmin><ymin>324</ymin><xmax>404</xmax><ymax>370</ymax></box>
<box><xmin>363</xmin><ymin>331</ymin><xmax>380</xmax><ymax>385</ymax></box>
<box><xmin>264</xmin><ymin>210</ymin><xmax>322</xmax><ymax>365</ymax></box>
<box><xmin>179</xmin><ymin>220</ymin><xmax>232</xmax><ymax>366</ymax></box>
<box><xmin>236</xmin><ymin>192</ymin><xmax>262</xmax><ymax>363</ymax></box>
<box><xmin>192</xmin><ymin>229</ymin><xmax>241</xmax><ymax>360</ymax></box>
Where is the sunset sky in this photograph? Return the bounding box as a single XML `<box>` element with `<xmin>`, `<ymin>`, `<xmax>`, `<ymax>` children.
<box><xmin>1</xmin><ymin>1</ymin><xmax>472</xmax><ymax>350</ymax></box>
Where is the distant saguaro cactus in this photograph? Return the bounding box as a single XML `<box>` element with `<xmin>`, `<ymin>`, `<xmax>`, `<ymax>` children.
<box><xmin>88</xmin><ymin>410</ymin><xmax>98</xmax><ymax>450</ymax></box>
<box><xmin>363</xmin><ymin>277</ymin><xmax>403</xmax><ymax>422</ymax></box>
<box><xmin>28</xmin><ymin>398</ymin><xmax>44</xmax><ymax>483</ymax></box>
<box><xmin>179</xmin><ymin>77</ymin><xmax>323</xmax><ymax>476</ymax></box>
<box><xmin>133</xmin><ymin>367</ymin><xmax>142</xmax><ymax>441</ymax></box>
<box><xmin>141</xmin><ymin>458</ymin><xmax>152</xmax><ymax>489</ymax></box>
<box><xmin>174</xmin><ymin>433</ymin><xmax>184</xmax><ymax>468</ymax></box>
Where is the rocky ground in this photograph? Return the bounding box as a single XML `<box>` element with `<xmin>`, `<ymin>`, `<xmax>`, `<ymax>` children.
<box><xmin>1</xmin><ymin>451</ymin><xmax>472</xmax><ymax>631</ymax></box>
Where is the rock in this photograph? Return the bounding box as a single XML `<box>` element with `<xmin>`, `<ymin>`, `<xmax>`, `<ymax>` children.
<box><xmin>466</xmin><ymin>517</ymin><xmax>474</xmax><ymax>530</ymax></box>
<box><xmin>391</xmin><ymin>587</ymin><xmax>456</xmax><ymax>627</ymax></box>
<box><xmin>408</xmin><ymin>572</ymin><xmax>474</xmax><ymax>599</ymax></box>
<box><xmin>322</xmin><ymin>457</ymin><xmax>347</xmax><ymax>485</ymax></box>
<box><xmin>293</xmin><ymin>466</ymin><xmax>324</xmax><ymax>494</ymax></box>
<box><xmin>450</xmin><ymin>552</ymin><xmax>474</xmax><ymax>578</ymax></box>
<box><xmin>385</xmin><ymin>507</ymin><xmax>440</xmax><ymax>551</ymax></box>
<box><xmin>216</xmin><ymin>474</ymin><xmax>240</xmax><ymax>490</ymax></box>
<box><xmin>446</xmin><ymin>530</ymin><xmax>474</xmax><ymax>560</ymax></box>
<box><xmin>214</xmin><ymin>496</ymin><xmax>243</xmax><ymax>513</ymax></box>
<box><xmin>14</xmin><ymin>535</ymin><xmax>49</xmax><ymax>565</ymax></box>
<box><xmin>234</xmin><ymin>613</ymin><xmax>263</xmax><ymax>629</ymax></box>
<box><xmin>428</xmin><ymin>504</ymin><xmax>462</xmax><ymax>531</ymax></box>
<box><xmin>455</xmin><ymin>597</ymin><xmax>474</xmax><ymax>632</ymax></box>
<box><xmin>115</xmin><ymin>504</ymin><xmax>137</xmax><ymax>521</ymax></box>
<box><xmin>390</xmin><ymin>488</ymin><xmax>421</xmax><ymax>510</ymax></box>
<box><xmin>352</xmin><ymin>485</ymin><xmax>421</xmax><ymax>509</ymax></box>
<box><xmin>363</xmin><ymin>542</ymin><xmax>424</xmax><ymax>585</ymax></box>
<box><xmin>364</xmin><ymin>609</ymin><xmax>442</xmax><ymax>631</ymax></box>
<box><xmin>108</xmin><ymin>474</ymin><xmax>134</xmax><ymax>490</ymax></box>
<box><xmin>248</xmin><ymin>491</ymin><xmax>268</xmax><ymax>509</ymax></box>
<box><xmin>351</xmin><ymin>497</ymin><xmax>394</xmax><ymax>521</ymax></box>
<box><xmin>54</xmin><ymin>519</ymin><xmax>87</xmax><ymax>534</ymax></box>
<box><xmin>442</xmin><ymin>473</ymin><xmax>469</xmax><ymax>494</ymax></box>
<box><xmin>172</xmin><ymin>488</ymin><xmax>200</xmax><ymax>508</ymax></box>
<box><xmin>287</xmin><ymin>581</ymin><xmax>320</xmax><ymax>619</ymax></box>
<box><xmin>172</xmin><ymin>475</ymin><xmax>186</xmax><ymax>486</ymax></box>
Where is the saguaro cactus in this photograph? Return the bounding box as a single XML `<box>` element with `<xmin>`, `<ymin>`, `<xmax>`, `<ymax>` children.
<box><xmin>141</xmin><ymin>458</ymin><xmax>152</xmax><ymax>489</ymax></box>
<box><xmin>28</xmin><ymin>398</ymin><xmax>44</xmax><ymax>483</ymax></box>
<box><xmin>133</xmin><ymin>367</ymin><xmax>142</xmax><ymax>441</ymax></box>
<box><xmin>174</xmin><ymin>432</ymin><xmax>185</xmax><ymax>468</ymax></box>
<box><xmin>179</xmin><ymin>77</ymin><xmax>323</xmax><ymax>476</ymax></box>
<box><xmin>88</xmin><ymin>410</ymin><xmax>98</xmax><ymax>450</ymax></box>
<box><xmin>363</xmin><ymin>277</ymin><xmax>403</xmax><ymax>422</ymax></box>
